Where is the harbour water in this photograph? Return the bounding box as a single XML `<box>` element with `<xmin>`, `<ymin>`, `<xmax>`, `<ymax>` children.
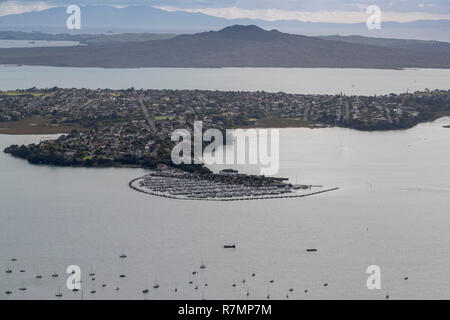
<box><xmin>1</xmin><ymin>67</ymin><xmax>450</xmax><ymax>299</ymax></box>
<box><xmin>0</xmin><ymin>40</ymin><xmax>80</xmax><ymax>48</ymax></box>
<box><xmin>2</xmin><ymin>118</ymin><xmax>450</xmax><ymax>299</ymax></box>
<box><xmin>0</xmin><ymin>66</ymin><xmax>449</xmax><ymax>95</ymax></box>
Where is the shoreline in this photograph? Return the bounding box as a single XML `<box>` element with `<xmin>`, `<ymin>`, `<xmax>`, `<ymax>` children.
<box><xmin>2</xmin><ymin>115</ymin><xmax>449</xmax><ymax>135</ymax></box>
<box><xmin>0</xmin><ymin>63</ymin><xmax>415</xmax><ymax>70</ymax></box>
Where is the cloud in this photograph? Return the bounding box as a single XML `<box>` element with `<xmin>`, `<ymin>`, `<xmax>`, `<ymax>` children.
<box><xmin>156</xmin><ymin>5</ymin><xmax>450</xmax><ymax>23</ymax></box>
<box><xmin>0</xmin><ymin>1</ymin><xmax>54</xmax><ymax>16</ymax></box>
<box><xmin>1</xmin><ymin>0</ymin><xmax>449</xmax><ymax>22</ymax></box>
<box><xmin>40</xmin><ymin>0</ymin><xmax>448</xmax><ymax>14</ymax></box>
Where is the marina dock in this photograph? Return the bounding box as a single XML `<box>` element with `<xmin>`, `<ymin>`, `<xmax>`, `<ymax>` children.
<box><xmin>128</xmin><ymin>172</ymin><xmax>339</xmax><ymax>201</ymax></box>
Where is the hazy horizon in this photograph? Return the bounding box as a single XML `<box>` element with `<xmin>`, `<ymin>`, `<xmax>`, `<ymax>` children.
<box><xmin>0</xmin><ymin>2</ymin><xmax>449</xmax><ymax>41</ymax></box>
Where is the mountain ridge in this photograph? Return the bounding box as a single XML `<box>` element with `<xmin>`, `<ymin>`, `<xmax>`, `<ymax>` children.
<box><xmin>0</xmin><ymin>5</ymin><xmax>448</xmax><ymax>41</ymax></box>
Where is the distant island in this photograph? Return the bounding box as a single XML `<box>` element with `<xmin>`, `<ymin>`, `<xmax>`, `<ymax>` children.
<box><xmin>0</xmin><ymin>25</ymin><xmax>449</xmax><ymax>69</ymax></box>
<box><xmin>1</xmin><ymin>87</ymin><xmax>449</xmax><ymax>172</ymax></box>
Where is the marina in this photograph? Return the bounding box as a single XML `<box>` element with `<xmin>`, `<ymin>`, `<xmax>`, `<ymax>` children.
<box><xmin>129</xmin><ymin>170</ymin><xmax>339</xmax><ymax>201</ymax></box>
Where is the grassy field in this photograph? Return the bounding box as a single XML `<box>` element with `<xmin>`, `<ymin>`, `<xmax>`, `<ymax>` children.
<box><xmin>0</xmin><ymin>91</ymin><xmax>45</xmax><ymax>97</ymax></box>
<box><xmin>0</xmin><ymin>115</ymin><xmax>85</xmax><ymax>135</ymax></box>
<box><xmin>154</xmin><ymin>115</ymin><xmax>176</xmax><ymax>120</ymax></box>
<box><xmin>241</xmin><ymin>117</ymin><xmax>327</xmax><ymax>129</ymax></box>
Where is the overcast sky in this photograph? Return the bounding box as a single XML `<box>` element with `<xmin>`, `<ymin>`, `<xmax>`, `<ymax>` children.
<box><xmin>1</xmin><ymin>0</ymin><xmax>450</xmax><ymax>22</ymax></box>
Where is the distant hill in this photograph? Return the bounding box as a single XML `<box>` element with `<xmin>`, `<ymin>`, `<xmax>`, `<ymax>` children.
<box><xmin>0</xmin><ymin>25</ymin><xmax>449</xmax><ymax>69</ymax></box>
<box><xmin>0</xmin><ymin>6</ymin><xmax>229</xmax><ymax>34</ymax></box>
<box><xmin>0</xmin><ymin>5</ymin><xmax>449</xmax><ymax>41</ymax></box>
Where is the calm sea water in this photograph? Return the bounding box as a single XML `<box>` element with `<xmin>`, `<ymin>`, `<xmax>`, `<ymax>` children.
<box><xmin>1</xmin><ymin>68</ymin><xmax>450</xmax><ymax>300</ymax></box>
<box><xmin>2</xmin><ymin>119</ymin><xmax>450</xmax><ymax>300</ymax></box>
<box><xmin>0</xmin><ymin>40</ymin><xmax>80</xmax><ymax>48</ymax></box>
<box><xmin>0</xmin><ymin>66</ymin><xmax>449</xmax><ymax>95</ymax></box>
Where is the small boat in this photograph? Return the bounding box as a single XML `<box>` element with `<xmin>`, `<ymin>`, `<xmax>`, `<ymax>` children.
<box><xmin>102</xmin><ymin>284</ymin><xmax>107</xmax><ymax>288</ymax></box>
<box><xmin>19</xmin><ymin>282</ymin><xmax>27</xmax><ymax>291</ymax></box>
<box><xmin>35</xmin><ymin>275</ymin><xmax>43</xmax><ymax>279</ymax></box>
<box><xmin>5</xmin><ymin>265</ymin><xmax>12</xmax><ymax>274</ymax></box>
<box><xmin>200</xmin><ymin>264</ymin><xmax>206</xmax><ymax>270</ymax></box>
<box><xmin>11</xmin><ymin>259</ymin><xmax>17</xmax><ymax>262</ymax></box>
<box><xmin>5</xmin><ymin>290</ymin><xmax>12</xmax><ymax>295</ymax></box>
<box><xmin>90</xmin><ymin>290</ymin><xmax>96</xmax><ymax>294</ymax></box>
<box><xmin>119</xmin><ymin>274</ymin><xmax>126</xmax><ymax>278</ymax></box>
<box><xmin>19</xmin><ymin>270</ymin><xmax>26</xmax><ymax>273</ymax></box>
<box><xmin>142</xmin><ymin>289</ymin><xmax>149</xmax><ymax>294</ymax></box>
<box><xmin>269</xmin><ymin>280</ymin><xmax>274</xmax><ymax>284</ymax></box>
<box><xmin>89</xmin><ymin>265</ymin><xmax>96</xmax><ymax>277</ymax></box>
<box><xmin>174</xmin><ymin>287</ymin><xmax>178</xmax><ymax>293</ymax></box>
<box><xmin>153</xmin><ymin>279</ymin><xmax>160</xmax><ymax>289</ymax></box>
<box><xmin>289</xmin><ymin>288</ymin><xmax>294</xmax><ymax>292</ymax></box>
<box><xmin>306</xmin><ymin>249</ymin><xmax>318</xmax><ymax>252</ymax></box>
<box><xmin>72</xmin><ymin>288</ymin><xmax>80</xmax><ymax>292</ymax></box>
<box><xmin>119</xmin><ymin>251</ymin><xmax>127</xmax><ymax>259</ymax></box>
<box><xmin>323</xmin><ymin>283</ymin><xmax>329</xmax><ymax>287</ymax></box>
<box><xmin>55</xmin><ymin>287</ymin><xmax>63</xmax><ymax>298</ymax></box>
<box><xmin>251</xmin><ymin>273</ymin><xmax>256</xmax><ymax>277</ymax></box>
<box><xmin>224</xmin><ymin>245</ymin><xmax>236</xmax><ymax>249</ymax></box>
<box><xmin>52</xmin><ymin>273</ymin><xmax>59</xmax><ymax>278</ymax></box>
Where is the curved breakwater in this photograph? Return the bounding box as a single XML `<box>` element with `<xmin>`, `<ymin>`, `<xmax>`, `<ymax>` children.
<box><xmin>129</xmin><ymin>176</ymin><xmax>339</xmax><ymax>201</ymax></box>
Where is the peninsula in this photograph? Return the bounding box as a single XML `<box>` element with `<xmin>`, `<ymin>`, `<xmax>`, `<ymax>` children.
<box><xmin>2</xmin><ymin>87</ymin><xmax>449</xmax><ymax>171</ymax></box>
